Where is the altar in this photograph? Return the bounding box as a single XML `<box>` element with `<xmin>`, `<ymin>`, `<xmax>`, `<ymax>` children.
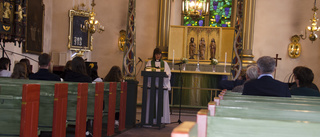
<box><xmin>166</xmin><ymin>25</ymin><xmax>234</xmax><ymax>107</ymax></box>
<box><xmin>170</xmin><ymin>69</ymin><xmax>229</xmax><ymax>107</ymax></box>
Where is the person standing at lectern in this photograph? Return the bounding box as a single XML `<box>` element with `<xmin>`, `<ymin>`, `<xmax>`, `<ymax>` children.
<box><xmin>145</xmin><ymin>48</ymin><xmax>171</xmax><ymax>124</ymax></box>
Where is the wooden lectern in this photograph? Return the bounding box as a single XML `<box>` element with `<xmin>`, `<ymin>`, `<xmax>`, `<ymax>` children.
<box><xmin>140</xmin><ymin>71</ymin><xmax>168</xmax><ymax>128</ymax></box>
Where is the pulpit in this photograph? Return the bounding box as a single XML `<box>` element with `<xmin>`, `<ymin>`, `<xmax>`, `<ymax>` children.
<box><xmin>140</xmin><ymin>71</ymin><xmax>168</xmax><ymax>128</ymax></box>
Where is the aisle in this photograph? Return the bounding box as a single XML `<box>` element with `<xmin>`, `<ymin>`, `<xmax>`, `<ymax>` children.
<box><xmin>114</xmin><ymin>108</ymin><xmax>198</xmax><ymax>137</ymax></box>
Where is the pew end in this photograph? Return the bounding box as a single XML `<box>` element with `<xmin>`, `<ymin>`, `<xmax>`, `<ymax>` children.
<box><xmin>171</xmin><ymin>121</ymin><xmax>197</xmax><ymax>137</ymax></box>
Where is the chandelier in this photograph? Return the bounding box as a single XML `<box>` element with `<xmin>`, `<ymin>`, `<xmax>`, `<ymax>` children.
<box><xmin>182</xmin><ymin>0</ymin><xmax>209</xmax><ymax>20</ymax></box>
<box><xmin>80</xmin><ymin>0</ymin><xmax>104</xmax><ymax>34</ymax></box>
<box><xmin>300</xmin><ymin>0</ymin><xmax>320</xmax><ymax>42</ymax></box>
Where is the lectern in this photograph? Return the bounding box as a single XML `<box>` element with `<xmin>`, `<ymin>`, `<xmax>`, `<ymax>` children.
<box><xmin>140</xmin><ymin>71</ymin><xmax>168</xmax><ymax>128</ymax></box>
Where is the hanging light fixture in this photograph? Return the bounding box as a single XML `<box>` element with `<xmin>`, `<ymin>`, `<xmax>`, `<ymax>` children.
<box><xmin>80</xmin><ymin>0</ymin><xmax>104</xmax><ymax>34</ymax></box>
<box><xmin>182</xmin><ymin>0</ymin><xmax>209</xmax><ymax>20</ymax></box>
<box><xmin>300</xmin><ymin>0</ymin><xmax>320</xmax><ymax>42</ymax></box>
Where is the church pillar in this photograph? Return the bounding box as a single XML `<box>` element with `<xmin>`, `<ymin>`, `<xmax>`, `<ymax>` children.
<box><xmin>242</xmin><ymin>0</ymin><xmax>256</xmax><ymax>64</ymax></box>
<box><xmin>157</xmin><ymin>0</ymin><xmax>172</xmax><ymax>57</ymax></box>
<box><xmin>123</xmin><ymin>0</ymin><xmax>136</xmax><ymax>80</ymax></box>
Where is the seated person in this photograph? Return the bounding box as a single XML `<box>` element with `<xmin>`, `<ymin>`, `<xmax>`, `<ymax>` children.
<box><xmin>232</xmin><ymin>65</ymin><xmax>259</xmax><ymax>93</ymax></box>
<box><xmin>64</xmin><ymin>57</ymin><xmax>91</xmax><ymax>83</ymax></box>
<box><xmin>242</xmin><ymin>56</ymin><xmax>291</xmax><ymax>97</ymax></box>
<box><xmin>103</xmin><ymin>65</ymin><xmax>123</xmax><ymax>125</ymax></box>
<box><xmin>0</xmin><ymin>57</ymin><xmax>11</xmax><ymax>77</ymax></box>
<box><xmin>86</xmin><ymin>62</ymin><xmax>103</xmax><ymax>82</ymax></box>
<box><xmin>219</xmin><ymin>69</ymin><xmax>246</xmax><ymax>90</ymax></box>
<box><xmin>289</xmin><ymin>66</ymin><xmax>320</xmax><ymax>96</ymax></box>
<box><xmin>60</xmin><ymin>60</ymin><xmax>72</xmax><ymax>80</ymax></box>
<box><xmin>20</xmin><ymin>58</ymin><xmax>34</xmax><ymax>77</ymax></box>
<box><xmin>29</xmin><ymin>53</ymin><xmax>61</xmax><ymax>81</ymax></box>
<box><xmin>103</xmin><ymin>65</ymin><xmax>123</xmax><ymax>82</ymax></box>
<box><xmin>11</xmin><ymin>62</ymin><xmax>27</xmax><ymax>79</ymax></box>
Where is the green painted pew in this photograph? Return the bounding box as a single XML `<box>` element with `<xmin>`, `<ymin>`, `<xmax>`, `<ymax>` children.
<box><xmin>0</xmin><ymin>78</ymin><xmax>123</xmax><ymax>136</ymax></box>
<box><xmin>207</xmin><ymin>116</ymin><xmax>320</xmax><ymax>137</ymax></box>
<box><xmin>204</xmin><ymin>91</ymin><xmax>320</xmax><ymax>137</ymax></box>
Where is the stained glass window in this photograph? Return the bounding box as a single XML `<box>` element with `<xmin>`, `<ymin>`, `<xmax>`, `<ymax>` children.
<box><xmin>183</xmin><ymin>0</ymin><xmax>233</xmax><ymax>27</ymax></box>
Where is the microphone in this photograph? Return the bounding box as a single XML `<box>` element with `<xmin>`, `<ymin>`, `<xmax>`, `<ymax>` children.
<box><xmin>174</xmin><ymin>62</ymin><xmax>184</xmax><ymax>65</ymax></box>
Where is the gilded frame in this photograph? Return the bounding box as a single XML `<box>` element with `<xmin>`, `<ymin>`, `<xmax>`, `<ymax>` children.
<box><xmin>67</xmin><ymin>10</ymin><xmax>93</xmax><ymax>51</ymax></box>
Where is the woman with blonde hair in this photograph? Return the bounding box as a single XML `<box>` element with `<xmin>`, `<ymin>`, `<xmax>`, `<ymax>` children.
<box><xmin>11</xmin><ymin>62</ymin><xmax>27</xmax><ymax>79</ymax></box>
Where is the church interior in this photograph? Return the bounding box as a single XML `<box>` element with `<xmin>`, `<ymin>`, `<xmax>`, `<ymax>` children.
<box><xmin>1</xmin><ymin>0</ymin><xmax>320</xmax><ymax>136</ymax></box>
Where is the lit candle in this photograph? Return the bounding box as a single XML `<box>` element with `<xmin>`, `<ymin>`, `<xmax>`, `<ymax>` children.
<box><xmin>172</xmin><ymin>49</ymin><xmax>175</xmax><ymax>70</ymax></box>
<box><xmin>182</xmin><ymin>1</ymin><xmax>184</xmax><ymax>13</ymax></box>
<box><xmin>186</xmin><ymin>1</ymin><xmax>189</xmax><ymax>12</ymax></box>
<box><xmin>224</xmin><ymin>52</ymin><xmax>227</xmax><ymax>73</ymax></box>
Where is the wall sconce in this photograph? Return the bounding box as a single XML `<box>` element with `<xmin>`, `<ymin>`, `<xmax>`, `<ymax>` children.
<box><xmin>80</xmin><ymin>0</ymin><xmax>104</xmax><ymax>34</ymax></box>
<box><xmin>118</xmin><ymin>30</ymin><xmax>126</xmax><ymax>51</ymax></box>
<box><xmin>300</xmin><ymin>0</ymin><xmax>320</xmax><ymax>42</ymax></box>
<box><xmin>182</xmin><ymin>0</ymin><xmax>209</xmax><ymax>19</ymax></box>
<box><xmin>288</xmin><ymin>35</ymin><xmax>301</xmax><ymax>58</ymax></box>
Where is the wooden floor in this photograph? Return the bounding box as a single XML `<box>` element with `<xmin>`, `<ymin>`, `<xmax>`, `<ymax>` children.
<box><xmin>113</xmin><ymin>107</ymin><xmax>198</xmax><ymax>137</ymax></box>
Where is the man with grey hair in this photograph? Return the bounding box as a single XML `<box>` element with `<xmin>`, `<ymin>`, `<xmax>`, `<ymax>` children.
<box><xmin>232</xmin><ymin>65</ymin><xmax>259</xmax><ymax>93</ymax></box>
<box><xmin>242</xmin><ymin>56</ymin><xmax>291</xmax><ymax>97</ymax></box>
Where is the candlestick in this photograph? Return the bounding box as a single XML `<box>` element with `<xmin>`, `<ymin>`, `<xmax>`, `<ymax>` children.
<box><xmin>224</xmin><ymin>52</ymin><xmax>227</xmax><ymax>73</ymax></box>
<box><xmin>172</xmin><ymin>49</ymin><xmax>175</xmax><ymax>70</ymax></box>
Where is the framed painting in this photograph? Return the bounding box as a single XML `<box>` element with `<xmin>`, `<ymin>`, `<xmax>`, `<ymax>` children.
<box><xmin>23</xmin><ymin>0</ymin><xmax>44</xmax><ymax>54</ymax></box>
<box><xmin>67</xmin><ymin>10</ymin><xmax>92</xmax><ymax>51</ymax></box>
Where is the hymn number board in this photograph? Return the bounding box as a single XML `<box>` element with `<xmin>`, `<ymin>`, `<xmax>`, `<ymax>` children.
<box><xmin>68</xmin><ymin>10</ymin><xmax>92</xmax><ymax>51</ymax></box>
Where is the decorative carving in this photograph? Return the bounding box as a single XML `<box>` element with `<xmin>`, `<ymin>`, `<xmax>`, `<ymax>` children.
<box><xmin>288</xmin><ymin>35</ymin><xmax>301</xmax><ymax>58</ymax></box>
<box><xmin>199</xmin><ymin>37</ymin><xmax>206</xmax><ymax>60</ymax></box>
<box><xmin>189</xmin><ymin>37</ymin><xmax>196</xmax><ymax>59</ymax></box>
<box><xmin>118</xmin><ymin>30</ymin><xmax>126</xmax><ymax>51</ymax></box>
<box><xmin>209</xmin><ymin>38</ymin><xmax>216</xmax><ymax>59</ymax></box>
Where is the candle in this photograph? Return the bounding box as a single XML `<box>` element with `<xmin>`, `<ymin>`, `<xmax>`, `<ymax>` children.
<box><xmin>186</xmin><ymin>1</ymin><xmax>189</xmax><ymax>12</ymax></box>
<box><xmin>182</xmin><ymin>1</ymin><xmax>184</xmax><ymax>12</ymax></box>
<box><xmin>172</xmin><ymin>49</ymin><xmax>175</xmax><ymax>70</ymax></box>
<box><xmin>224</xmin><ymin>52</ymin><xmax>227</xmax><ymax>73</ymax></box>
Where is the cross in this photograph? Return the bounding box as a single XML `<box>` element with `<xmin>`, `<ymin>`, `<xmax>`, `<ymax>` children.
<box><xmin>273</xmin><ymin>54</ymin><xmax>282</xmax><ymax>78</ymax></box>
<box><xmin>273</xmin><ymin>54</ymin><xmax>282</xmax><ymax>67</ymax></box>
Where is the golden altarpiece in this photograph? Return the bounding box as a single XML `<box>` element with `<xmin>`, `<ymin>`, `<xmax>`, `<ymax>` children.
<box><xmin>155</xmin><ymin>0</ymin><xmax>255</xmax><ymax>106</ymax></box>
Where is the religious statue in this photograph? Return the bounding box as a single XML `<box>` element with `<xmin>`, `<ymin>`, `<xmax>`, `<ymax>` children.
<box><xmin>189</xmin><ymin>37</ymin><xmax>196</xmax><ymax>59</ymax></box>
<box><xmin>210</xmin><ymin>38</ymin><xmax>216</xmax><ymax>60</ymax></box>
<box><xmin>199</xmin><ymin>37</ymin><xmax>206</xmax><ymax>60</ymax></box>
<box><xmin>3</xmin><ymin>2</ymin><xmax>11</xmax><ymax>19</ymax></box>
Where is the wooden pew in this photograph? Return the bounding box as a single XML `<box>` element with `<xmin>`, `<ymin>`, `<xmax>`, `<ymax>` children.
<box><xmin>171</xmin><ymin>121</ymin><xmax>197</xmax><ymax>137</ymax></box>
<box><xmin>0</xmin><ymin>84</ymin><xmax>41</xmax><ymax>137</ymax></box>
<box><xmin>175</xmin><ymin>90</ymin><xmax>320</xmax><ymax>137</ymax></box>
<box><xmin>205</xmin><ymin>90</ymin><xmax>320</xmax><ymax>137</ymax></box>
<box><xmin>0</xmin><ymin>78</ymin><xmax>128</xmax><ymax>137</ymax></box>
<box><xmin>207</xmin><ymin>116</ymin><xmax>320</xmax><ymax>137</ymax></box>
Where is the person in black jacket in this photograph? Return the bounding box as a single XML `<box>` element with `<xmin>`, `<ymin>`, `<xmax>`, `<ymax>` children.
<box><xmin>64</xmin><ymin>57</ymin><xmax>91</xmax><ymax>83</ymax></box>
<box><xmin>242</xmin><ymin>56</ymin><xmax>291</xmax><ymax>97</ymax></box>
<box><xmin>29</xmin><ymin>53</ymin><xmax>61</xmax><ymax>81</ymax></box>
<box><xmin>289</xmin><ymin>66</ymin><xmax>320</xmax><ymax>96</ymax></box>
